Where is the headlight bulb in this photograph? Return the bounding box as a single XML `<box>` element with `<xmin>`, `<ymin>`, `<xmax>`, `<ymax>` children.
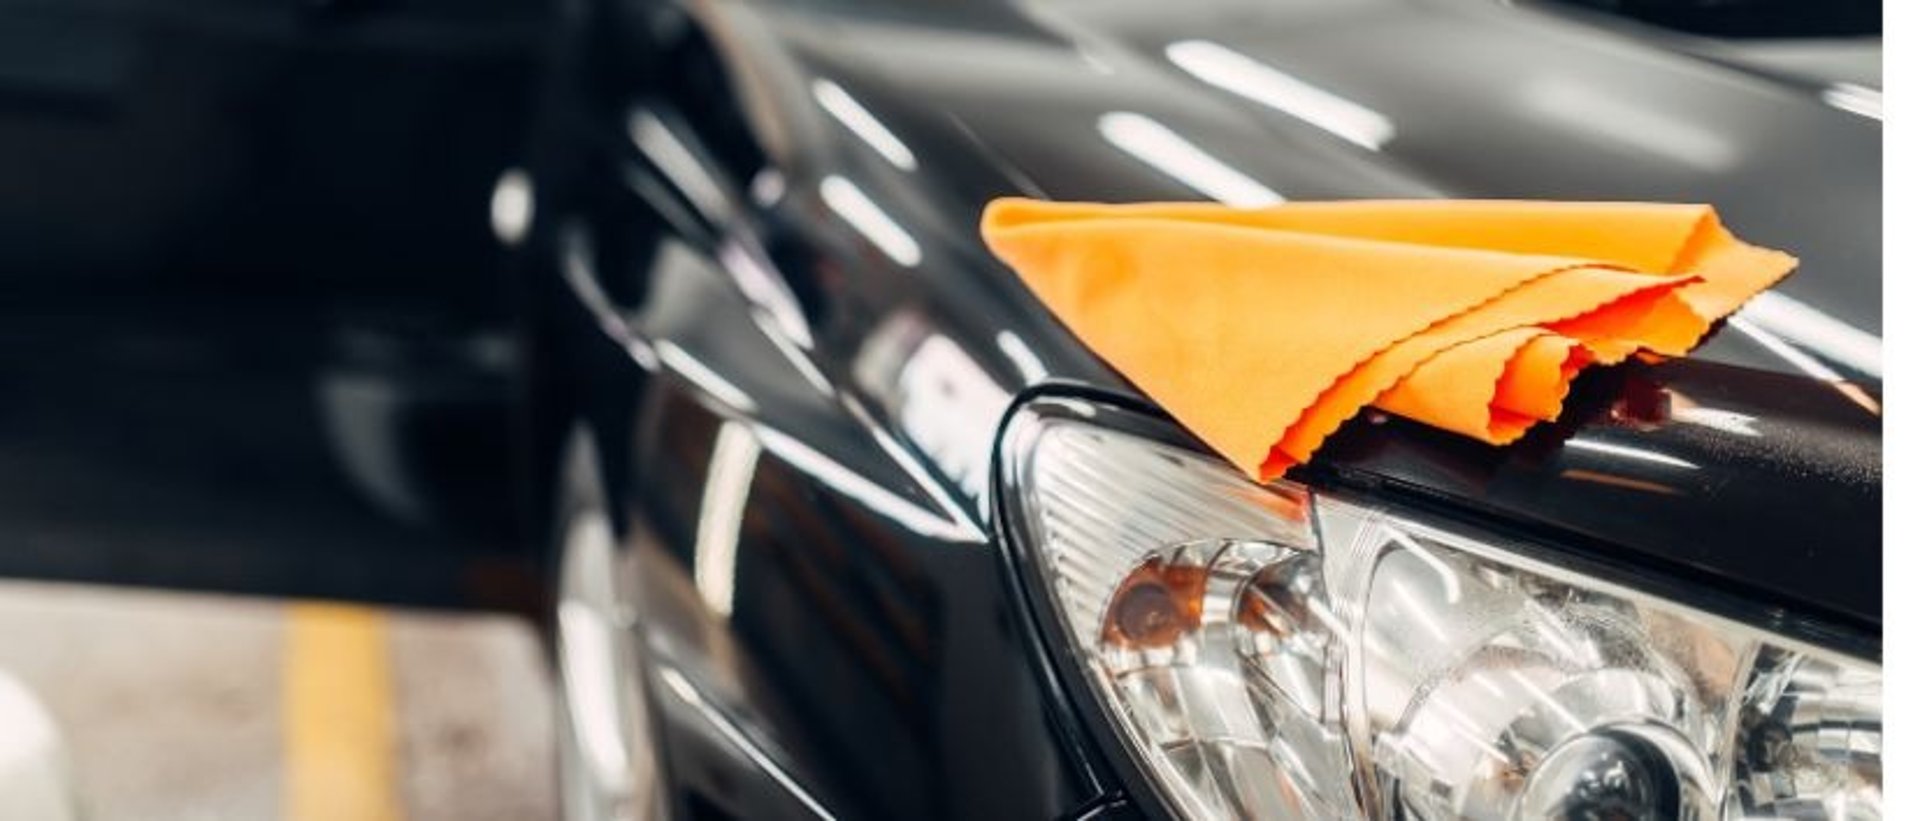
<box><xmin>1521</xmin><ymin>730</ymin><xmax>1682</xmax><ymax>820</ymax></box>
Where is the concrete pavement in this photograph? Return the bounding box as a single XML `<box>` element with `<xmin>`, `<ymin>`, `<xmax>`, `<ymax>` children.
<box><xmin>0</xmin><ymin>580</ymin><xmax>557</xmax><ymax>820</ymax></box>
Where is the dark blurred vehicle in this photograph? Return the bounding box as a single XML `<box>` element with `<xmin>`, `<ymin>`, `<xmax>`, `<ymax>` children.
<box><xmin>520</xmin><ymin>0</ymin><xmax>1880</xmax><ymax>818</ymax></box>
<box><xmin>0</xmin><ymin>0</ymin><xmax>545</xmax><ymax>605</ymax></box>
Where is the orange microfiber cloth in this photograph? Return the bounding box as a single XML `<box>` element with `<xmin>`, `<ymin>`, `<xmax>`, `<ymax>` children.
<box><xmin>980</xmin><ymin>198</ymin><xmax>1797</xmax><ymax>482</ymax></box>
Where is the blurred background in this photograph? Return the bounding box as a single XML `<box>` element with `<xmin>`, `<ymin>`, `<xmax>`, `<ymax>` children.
<box><xmin>0</xmin><ymin>0</ymin><xmax>545</xmax><ymax>606</ymax></box>
<box><xmin>1</xmin><ymin>1</ymin><xmax>555</xmax><ymax>817</ymax></box>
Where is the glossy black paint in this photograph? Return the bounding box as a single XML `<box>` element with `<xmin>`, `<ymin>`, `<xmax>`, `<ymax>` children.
<box><xmin>532</xmin><ymin>0</ymin><xmax>1878</xmax><ymax>816</ymax></box>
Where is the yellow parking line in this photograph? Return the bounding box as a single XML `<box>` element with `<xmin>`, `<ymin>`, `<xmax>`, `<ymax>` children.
<box><xmin>283</xmin><ymin>603</ymin><xmax>402</xmax><ymax>821</ymax></box>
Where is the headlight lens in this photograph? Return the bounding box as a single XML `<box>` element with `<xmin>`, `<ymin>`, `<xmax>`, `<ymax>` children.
<box><xmin>997</xmin><ymin>397</ymin><xmax>1880</xmax><ymax>820</ymax></box>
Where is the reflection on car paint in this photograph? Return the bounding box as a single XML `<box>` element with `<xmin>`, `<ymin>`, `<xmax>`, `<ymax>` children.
<box><xmin>1096</xmin><ymin>111</ymin><xmax>1286</xmax><ymax>206</ymax></box>
<box><xmin>1820</xmin><ymin>82</ymin><xmax>1881</xmax><ymax>120</ymax></box>
<box><xmin>812</xmin><ymin>78</ymin><xmax>919</xmax><ymax>172</ymax></box>
<box><xmin>1563</xmin><ymin>438</ymin><xmax>1700</xmax><ymax>471</ymax></box>
<box><xmin>820</xmin><ymin>175</ymin><xmax>924</xmax><ymax>267</ymax></box>
<box><xmin>694</xmin><ymin>421</ymin><xmax>763</xmax><ymax>618</ymax></box>
<box><xmin>1165</xmin><ymin>40</ymin><xmax>1396</xmax><ymax>151</ymax></box>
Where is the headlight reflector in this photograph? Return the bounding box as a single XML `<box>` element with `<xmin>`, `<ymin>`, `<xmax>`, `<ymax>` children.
<box><xmin>997</xmin><ymin>397</ymin><xmax>1879</xmax><ymax>820</ymax></box>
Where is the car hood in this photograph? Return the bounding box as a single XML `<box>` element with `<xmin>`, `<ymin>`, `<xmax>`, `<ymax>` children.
<box><xmin>728</xmin><ymin>0</ymin><xmax>1880</xmax><ymax>626</ymax></box>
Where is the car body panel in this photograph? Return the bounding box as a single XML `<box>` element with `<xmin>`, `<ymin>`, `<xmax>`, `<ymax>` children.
<box><xmin>550</xmin><ymin>193</ymin><xmax>1101</xmax><ymax>817</ymax></box>
<box><xmin>544</xmin><ymin>0</ymin><xmax>1879</xmax><ymax>816</ymax></box>
<box><xmin>625</xmin><ymin>0</ymin><xmax>1880</xmax><ymax>624</ymax></box>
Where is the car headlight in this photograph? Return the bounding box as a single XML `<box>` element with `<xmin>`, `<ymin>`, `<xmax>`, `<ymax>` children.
<box><xmin>995</xmin><ymin>395</ymin><xmax>1880</xmax><ymax>820</ymax></box>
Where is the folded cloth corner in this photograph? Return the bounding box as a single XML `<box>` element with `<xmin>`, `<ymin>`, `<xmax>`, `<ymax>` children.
<box><xmin>979</xmin><ymin>197</ymin><xmax>1796</xmax><ymax>481</ymax></box>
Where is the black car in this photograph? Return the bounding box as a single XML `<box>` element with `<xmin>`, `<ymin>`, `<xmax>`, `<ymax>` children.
<box><xmin>518</xmin><ymin>0</ymin><xmax>1881</xmax><ymax>818</ymax></box>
